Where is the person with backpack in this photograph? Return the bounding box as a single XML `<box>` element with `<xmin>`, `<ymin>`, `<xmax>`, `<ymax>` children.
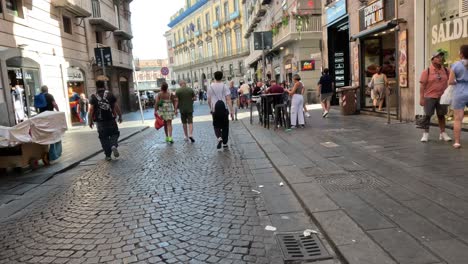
<box><xmin>419</xmin><ymin>51</ymin><xmax>452</xmax><ymax>142</ymax></box>
<box><xmin>88</xmin><ymin>81</ymin><xmax>122</xmax><ymax>161</ymax></box>
<box><xmin>35</xmin><ymin>85</ymin><xmax>59</xmax><ymax>113</ymax></box>
<box><xmin>207</xmin><ymin>71</ymin><xmax>234</xmax><ymax>150</ymax></box>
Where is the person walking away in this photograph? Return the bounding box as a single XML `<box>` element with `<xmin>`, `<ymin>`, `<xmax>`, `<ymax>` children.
<box><xmin>35</xmin><ymin>85</ymin><xmax>59</xmax><ymax>113</ymax></box>
<box><xmin>229</xmin><ymin>80</ymin><xmax>239</xmax><ymax>120</ymax></box>
<box><xmin>288</xmin><ymin>74</ymin><xmax>305</xmax><ymax>128</ymax></box>
<box><xmin>419</xmin><ymin>51</ymin><xmax>451</xmax><ymax>142</ymax></box>
<box><xmin>208</xmin><ymin>71</ymin><xmax>234</xmax><ymax>149</ymax></box>
<box><xmin>317</xmin><ymin>68</ymin><xmax>334</xmax><ymax>118</ymax></box>
<box><xmin>448</xmin><ymin>45</ymin><xmax>468</xmax><ymax>148</ymax></box>
<box><xmin>370</xmin><ymin>66</ymin><xmax>389</xmax><ymax>111</ymax></box>
<box><xmin>77</xmin><ymin>93</ymin><xmax>89</xmax><ymax>126</ymax></box>
<box><xmin>88</xmin><ymin>81</ymin><xmax>122</xmax><ymax>161</ymax></box>
<box><xmin>198</xmin><ymin>89</ymin><xmax>204</xmax><ymax>105</ymax></box>
<box><xmin>239</xmin><ymin>81</ymin><xmax>250</xmax><ymax>109</ymax></box>
<box><xmin>176</xmin><ymin>80</ymin><xmax>196</xmax><ymax>142</ymax></box>
<box><xmin>155</xmin><ymin>82</ymin><xmax>177</xmax><ymax>143</ymax></box>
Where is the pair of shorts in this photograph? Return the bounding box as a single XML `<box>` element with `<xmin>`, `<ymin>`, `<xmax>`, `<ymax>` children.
<box><xmin>424</xmin><ymin>97</ymin><xmax>448</xmax><ymax>117</ymax></box>
<box><xmin>320</xmin><ymin>93</ymin><xmax>333</xmax><ymax>103</ymax></box>
<box><xmin>181</xmin><ymin>112</ymin><xmax>193</xmax><ymax>124</ymax></box>
<box><xmin>452</xmin><ymin>86</ymin><xmax>468</xmax><ymax>110</ymax></box>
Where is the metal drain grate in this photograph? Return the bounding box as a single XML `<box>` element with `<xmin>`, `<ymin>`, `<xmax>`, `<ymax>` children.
<box><xmin>276</xmin><ymin>232</ymin><xmax>332</xmax><ymax>261</ymax></box>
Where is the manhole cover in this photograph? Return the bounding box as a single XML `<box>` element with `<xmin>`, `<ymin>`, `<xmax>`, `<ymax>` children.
<box><xmin>314</xmin><ymin>171</ymin><xmax>388</xmax><ymax>192</ymax></box>
<box><xmin>276</xmin><ymin>232</ymin><xmax>332</xmax><ymax>261</ymax></box>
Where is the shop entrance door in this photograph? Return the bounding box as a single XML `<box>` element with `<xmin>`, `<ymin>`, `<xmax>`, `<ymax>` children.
<box><xmin>119</xmin><ymin>77</ymin><xmax>130</xmax><ymax>112</ymax></box>
<box><xmin>360</xmin><ymin>33</ymin><xmax>398</xmax><ymax>116</ymax></box>
<box><xmin>327</xmin><ymin>19</ymin><xmax>350</xmax><ymax>106</ymax></box>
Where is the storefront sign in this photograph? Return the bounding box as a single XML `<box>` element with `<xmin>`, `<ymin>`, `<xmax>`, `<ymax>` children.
<box><xmin>364</xmin><ymin>0</ymin><xmax>384</xmax><ymax>28</ymax></box>
<box><xmin>300</xmin><ymin>60</ymin><xmax>315</xmax><ymax>71</ymax></box>
<box><xmin>399</xmin><ymin>30</ymin><xmax>408</xmax><ymax>88</ymax></box>
<box><xmin>94</xmin><ymin>47</ymin><xmax>113</xmax><ymax>67</ymax></box>
<box><xmin>67</xmin><ymin>68</ymin><xmax>84</xmax><ymax>82</ymax></box>
<box><xmin>326</xmin><ymin>0</ymin><xmax>346</xmax><ymax>25</ymax></box>
<box><xmin>431</xmin><ymin>17</ymin><xmax>468</xmax><ymax>45</ymax></box>
<box><xmin>334</xmin><ymin>52</ymin><xmax>345</xmax><ymax>88</ymax></box>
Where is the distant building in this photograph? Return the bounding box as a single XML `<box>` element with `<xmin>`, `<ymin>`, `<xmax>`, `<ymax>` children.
<box><xmin>165</xmin><ymin>0</ymin><xmax>249</xmax><ymax>91</ymax></box>
<box><xmin>134</xmin><ymin>59</ymin><xmax>170</xmax><ymax>92</ymax></box>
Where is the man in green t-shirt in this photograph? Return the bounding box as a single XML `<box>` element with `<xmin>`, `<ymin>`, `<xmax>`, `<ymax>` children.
<box><xmin>176</xmin><ymin>80</ymin><xmax>196</xmax><ymax>142</ymax></box>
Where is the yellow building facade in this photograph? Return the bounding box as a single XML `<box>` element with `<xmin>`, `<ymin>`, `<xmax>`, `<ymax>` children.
<box><xmin>166</xmin><ymin>0</ymin><xmax>249</xmax><ymax>90</ymax></box>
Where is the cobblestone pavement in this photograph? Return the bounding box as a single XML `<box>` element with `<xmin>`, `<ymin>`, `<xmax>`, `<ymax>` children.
<box><xmin>0</xmin><ymin>106</ymin><xmax>289</xmax><ymax>264</ymax></box>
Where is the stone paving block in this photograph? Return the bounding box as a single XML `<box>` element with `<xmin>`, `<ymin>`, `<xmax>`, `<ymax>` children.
<box><xmin>276</xmin><ymin>165</ymin><xmax>312</xmax><ymax>184</ymax></box>
<box><xmin>328</xmin><ymin>192</ymin><xmax>394</xmax><ymax>230</ymax></box>
<box><xmin>313</xmin><ymin>210</ymin><xmax>370</xmax><ymax>246</ymax></box>
<box><xmin>338</xmin><ymin>240</ymin><xmax>396</xmax><ymax>264</ymax></box>
<box><xmin>403</xmin><ymin>198</ymin><xmax>468</xmax><ymax>244</ymax></box>
<box><xmin>251</xmin><ymin>172</ymin><xmax>283</xmax><ymax>184</ymax></box>
<box><xmin>424</xmin><ymin>239</ymin><xmax>468</xmax><ymax>264</ymax></box>
<box><xmin>291</xmin><ymin>182</ymin><xmax>339</xmax><ymax>212</ymax></box>
<box><xmin>269</xmin><ymin>212</ymin><xmax>315</xmax><ymax>232</ymax></box>
<box><xmin>3</xmin><ymin>183</ymin><xmax>39</xmax><ymax>195</ymax></box>
<box><xmin>379</xmin><ymin>186</ymin><xmax>421</xmax><ymax>202</ymax></box>
<box><xmin>262</xmin><ymin>194</ymin><xmax>303</xmax><ymax>214</ymax></box>
<box><xmin>368</xmin><ymin>228</ymin><xmax>440</xmax><ymax>264</ymax></box>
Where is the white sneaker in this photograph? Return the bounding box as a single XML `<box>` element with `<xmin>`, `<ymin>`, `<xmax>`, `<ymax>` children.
<box><xmin>439</xmin><ymin>132</ymin><xmax>452</xmax><ymax>142</ymax></box>
<box><xmin>111</xmin><ymin>146</ymin><xmax>120</xmax><ymax>158</ymax></box>
<box><xmin>305</xmin><ymin>112</ymin><xmax>311</xmax><ymax>117</ymax></box>
<box><xmin>421</xmin><ymin>133</ymin><xmax>429</xmax><ymax>142</ymax></box>
<box><xmin>323</xmin><ymin>111</ymin><xmax>329</xmax><ymax>118</ymax></box>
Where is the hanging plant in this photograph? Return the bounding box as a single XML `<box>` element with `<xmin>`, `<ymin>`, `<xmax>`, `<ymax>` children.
<box><xmin>281</xmin><ymin>15</ymin><xmax>289</xmax><ymax>26</ymax></box>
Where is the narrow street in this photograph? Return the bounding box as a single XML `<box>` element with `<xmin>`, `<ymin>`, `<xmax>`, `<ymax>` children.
<box><xmin>0</xmin><ymin>105</ymin><xmax>338</xmax><ymax>264</ymax></box>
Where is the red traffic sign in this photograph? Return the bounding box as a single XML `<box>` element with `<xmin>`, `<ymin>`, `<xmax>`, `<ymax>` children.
<box><xmin>161</xmin><ymin>67</ymin><xmax>169</xmax><ymax>76</ymax></box>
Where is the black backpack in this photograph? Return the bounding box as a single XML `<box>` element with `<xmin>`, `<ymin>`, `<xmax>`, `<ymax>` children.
<box><xmin>92</xmin><ymin>93</ymin><xmax>114</xmax><ymax>121</ymax></box>
<box><xmin>211</xmin><ymin>85</ymin><xmax>228</xmax><ymax>115</ymax></box>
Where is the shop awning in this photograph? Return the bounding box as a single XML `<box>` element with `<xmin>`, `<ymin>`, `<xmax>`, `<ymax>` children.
<box><xmin>349</xmin><ymin>20</ymin><xmax>399</xmax><ymax>42</ymax></box>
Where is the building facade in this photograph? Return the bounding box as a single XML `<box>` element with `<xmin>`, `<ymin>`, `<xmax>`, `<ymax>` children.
<box><xmin>0</xmin><ymin>0</ymin><xmax>135</xmax><ymax>128</ymax></box>
<box><xmin>243</xmin><ymin>0</ymin><xmax>323</xmax><ymax>103</ymax></box>
<box><xmin>166</xmin><ymin>0</ymin><xmax>249</xmax><ymax>90</ymax></box>
<box><xmin>134</xmin><ymin>59</ymin><xmax>170</xmax><ymax>91</ymax></box>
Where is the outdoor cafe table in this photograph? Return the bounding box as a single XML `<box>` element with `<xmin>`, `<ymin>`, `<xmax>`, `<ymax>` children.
<box><xmin>260</xmin><ymin>93</ymin><xmax>284</xmax><ymax>129</ymax></box>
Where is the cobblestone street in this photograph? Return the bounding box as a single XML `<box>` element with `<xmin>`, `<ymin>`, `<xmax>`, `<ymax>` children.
<box><xmin>0</xmin><ymin>105</ymin><xmax>336</xmax><ymax>264</ymax></box>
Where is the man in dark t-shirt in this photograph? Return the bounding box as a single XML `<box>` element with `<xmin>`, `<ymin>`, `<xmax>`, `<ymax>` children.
<box><xmin>38</xmin><ymin>85</ymin><xmax>59</xmax><ymax>113</ymax></box>
<box><xmin>317</xmin><ymin>68</ymin><xmax>334</xmax><ymax>118</ymax></box>
<box><xmin>89</xmin><ymin>81</ymin><xmax>122</xmax><ymax>161</ymax></box>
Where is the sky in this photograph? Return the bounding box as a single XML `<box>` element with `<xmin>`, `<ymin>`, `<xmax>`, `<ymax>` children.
<box><xmin>130</xmin><ymin>0</ymin><xmax>185</xmax><ymax>60</ymax></box>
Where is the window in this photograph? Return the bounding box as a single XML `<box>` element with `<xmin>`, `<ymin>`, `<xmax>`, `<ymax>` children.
<box><xmin>197</xmin><ymin>18</ymin><xmax>201</xmax><ymax>32</ymax></box>
<box><xmin>215</xmin><ymin>6</ymin><xmax>220</xmax><ymax>21</ymax></box>
<box><xmin>235</xmin><ymin>29</ymin><xmax>242</xmax><ymax>51</ymax></box>
<box><xmin>6</xmin><ymin>0</ymin><xmax>23</xmax><ymax>17</ymax></box>
<box><xmin>95</xmin><ymin>31</ymin><xmax>103</xmax><ymax>44</ymax></box>
<box><xmin>186</xmin><ymin>0</ymin><xmax>191</xmax><ymax>8</ymax></box>
<box><xmin>170</xmin><ymin>57</ymin><xmax>174</xmax><ymax>64</ymax></box>
<box><xmin>198</xmin><ymin>45</ymin><xmax>203</xmax><ymax>59</ymax></box>
<box><xmin>114</xmin><ymin>3</ymin><xmax>120</xmax><ymax>29</ymax></box>
<box><xmin>167</xmin><ymin>40</ymin><xmax>172</xmax><ymax>47</ymax></box>
<box><xmin>173</xmin><ymin>33</ymin><xmax>177</xmax><ymax>45</ymax></box>
<box><xmin>234</xmin><ymin>0</ymin><xmax>239</xmax><ymax>12</ymax></box>
<box><xmin>205</xmin><ymin>13</ymin><xmax>210</xmax><ymax>29</ymax></box>
<box><xmin>207</xmin><ymin>42</ymin><xmax>213</xmax><ymax>57</ymax></box>
<box><xmin>223</xmin><ymin>2</ymin><xmax>229</xmax><ymax>19</ymax></box>
<box><xmin>217</xmin><ymin>37</ymin><xmax>224</xmax><ymax>57</ymax></box>
<box><xmin>239</xmin><ymin>61</ymin><xmax>243</xmax><ymax>75</ymax></box>
<box><xmin>63</xmin><ymin>16</ymin><xmax>73</xmax><ymax>34</ymax></box>
<box><xmin>225</xmin><ymin>32</ymin><xmax>232</xmax><ymax>56</ymax></box>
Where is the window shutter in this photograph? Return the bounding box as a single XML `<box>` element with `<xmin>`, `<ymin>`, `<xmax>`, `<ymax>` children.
<box><xmin>460</xmin><ymin>0</ymin><xmax>468</xmax><ymax>17</ymax></box>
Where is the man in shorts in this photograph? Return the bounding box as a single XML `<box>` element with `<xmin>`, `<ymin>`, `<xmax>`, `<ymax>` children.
<box><xmin>229</xmin><ymin>80</ymin><xmax>239</xmax><ymax>120</ymax></box>
<box><xmin>317</xmin><ymin>68</ymin><xmax>334</xmax><ymax>118</ymax></box>
<box><xmin>176</xmin><ymin>80</ymin><xmax>196</xmax><ymax>142</ymax></box>
<box><xmin>419</xmin><ymin>51</ymin><xmax>451</xmax><ymax>142</ymax></box>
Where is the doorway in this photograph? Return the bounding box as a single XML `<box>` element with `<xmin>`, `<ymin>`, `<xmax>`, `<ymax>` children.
<box><xmin>119</xmin><ymin>76</ymin><xmax>130</xmax><ymax>112</ymax></box>
<box><xmin>360</xmin><ymin>32</ymin><xmax>398</xmax><ymax>115</ymax></box>
<box><xmin>6</xmin><ymin>57</ymin><xmax>41</xmax><ymax>123</ymax></box>
<box><xmin>327</xmin><ymin>18</ymin><xmax>350</xmax><ymax>105</ymax></box>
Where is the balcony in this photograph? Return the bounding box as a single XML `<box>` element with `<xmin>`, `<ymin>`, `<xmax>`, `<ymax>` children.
<box><xmin>51</xmin><ymin>0</ymin><xmax>91</xmax><ymax>17</ymax></box>
<box><xmin>114</xmin><ymin>18</ymin><xmax>133</xmax><ymax>40</ymax></box>
<box><xmin>172</xmin><ymin>47</ymin><xmax>250</xmax><ymax>71</ymax></box>
<box><xmin>111</xmin><ymin>48</ymin><xmax>133</xmax><ymax>70</ymax></box>
<box><xmin>89</xmin><ymin>0</ymin><xmax>118</xmax><ymax>31</ymax></box>
<box><xmin>272</xmin><ymin>15</ymin><xmax>322</xmax><ymax>48</ymax></box>
<box><xmin>229</xmin><ymin>11</ymin><xmax>240</xmax><ymax>21</ymax></box>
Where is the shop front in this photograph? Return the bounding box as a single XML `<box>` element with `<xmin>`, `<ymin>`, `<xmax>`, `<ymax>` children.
<box><xmin>423</xmin><ymin>0</ymin><xmax>468</xmax><ymax>126</ymax></box>
<box><xmin>350</xmin><ymin>0</ymin><xmax>405</xmax><ymax>118</ymax></box>
<box><xmin>67</xmin><ymin>67</ymin><xmax>85</xmax><ymax>125</ymax></box>
<box><xmin>6</xmin><ymin>57</ymin><xmax>41</xmax><ymax>123</ymax></box>
<box><xmin>325</xmin><ymin>0</ymin><xmax>349</xmax><ymax>105</ymax></box>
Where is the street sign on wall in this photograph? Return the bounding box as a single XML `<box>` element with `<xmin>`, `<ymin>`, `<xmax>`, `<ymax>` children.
<box><xmin>94</xmin><ymin>47</ymin><xmax>113</xmax><ymax>67</ymax></box>
<box><xmin>161</xmin><ymin>67</ymin><xmax>169</xmax><ymax>76</ymax></box>
<box><xmin>253</xmin><ymin>31</ymin><xmax>273</xmax><ymax>50</ymax></box>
